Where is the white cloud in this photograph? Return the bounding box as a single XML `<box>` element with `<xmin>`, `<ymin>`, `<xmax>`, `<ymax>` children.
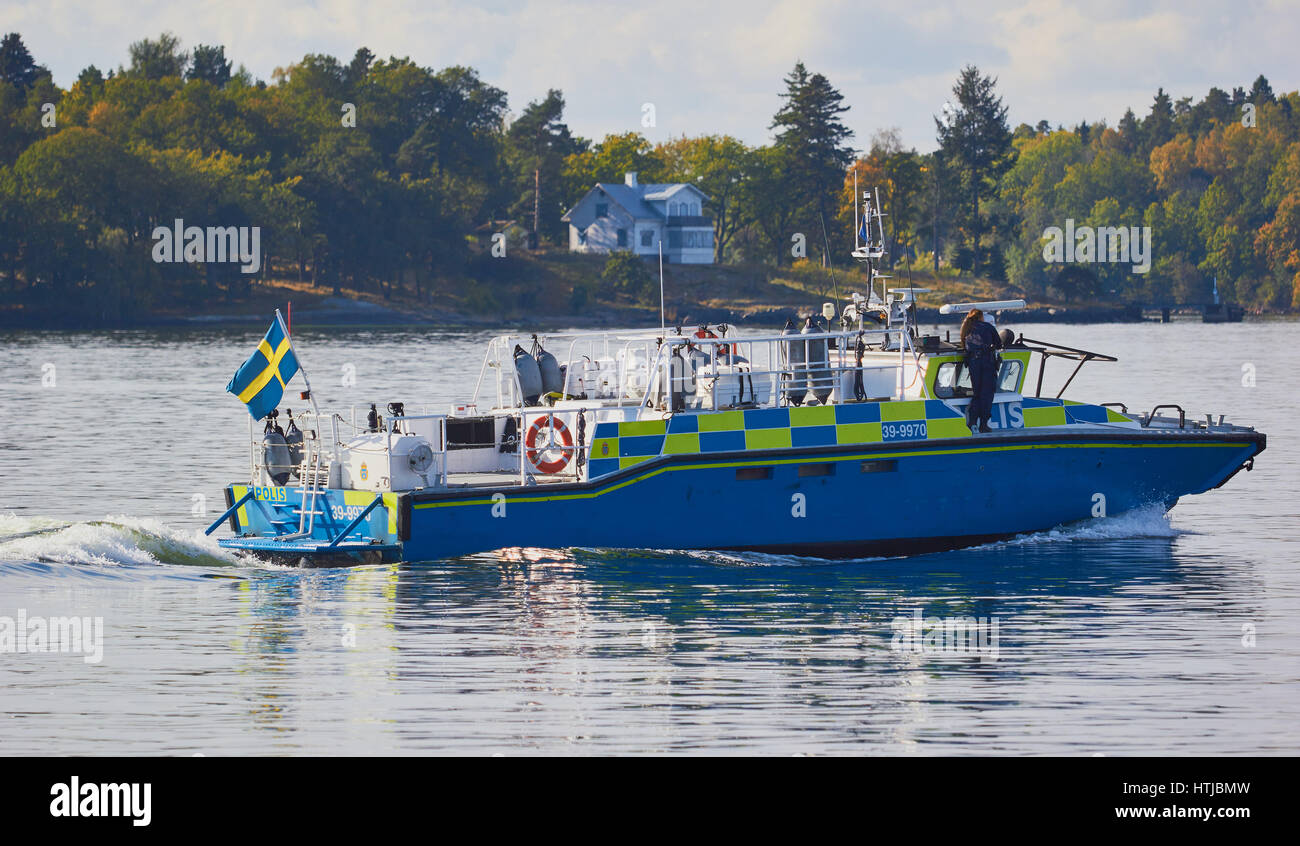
<box><xmin>10</xmin><ymin>0</ymin><xmax>1297</xmax><ymax>152</ymax></box>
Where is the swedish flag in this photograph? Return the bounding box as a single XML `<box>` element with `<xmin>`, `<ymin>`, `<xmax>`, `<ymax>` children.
<box><xmin>226</xmin><ymin>315</ymin><xmax>299</xmax><ymax>420</ymax></box>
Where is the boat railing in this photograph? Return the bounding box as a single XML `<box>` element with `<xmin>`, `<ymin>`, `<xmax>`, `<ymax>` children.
<box><xmin>474</xmin><ymin>325</ymin><xmax>928</xmax><ymax>414</ymax></box>
<box><xmin>634</xmin><ymin>327</ymin><xmax>924</xmax><ymax>412</ymax></box>
<box><xmin>1016</xmin><ymin>336</ymin><xmax>1118</xmax><ymax>399</ymax></box>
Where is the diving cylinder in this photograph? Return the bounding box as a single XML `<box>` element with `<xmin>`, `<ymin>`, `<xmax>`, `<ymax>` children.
<box><xmin>284</xmin><ymin>413</ymin><xmax>304</xmax><ymax>477</ymax></box>
<box><xmin>262</xmin><ymin>428</ymin><xmax>293</xmax><ymax>486</ymax></box>
<box><xmin>513</xmin><ymin>344</ymin><xmax>543</xmax><ymax>405</ymax></box>
<box><xmin>535</xmin><ymin>346</ymin><xmax>563</xmax><ymax>396</ymax></box>
<box><xmin>803</xmin><ymin>316</ymin><xmax>833</xmax><ymax>404</ymax></box>
<box><xmin>782</xmin><ymin>318</ymin><xmax>807</xmax><ymax>405</ymax></box>
<box><xmin>669</xmin><ymin>346</ymin><xmax>698</xmax><ymax>410</ymax></box>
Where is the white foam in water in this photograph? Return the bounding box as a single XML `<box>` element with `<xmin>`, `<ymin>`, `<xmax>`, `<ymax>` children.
<box><xmin>981</xmin><ymin>502</ymin><xmax>1180</xmax><ymax>549</ymax></box>
<box><xmin>0</xmin><ymin>513</ymin><xmax>243</xmax><ymax>568</ymax></box>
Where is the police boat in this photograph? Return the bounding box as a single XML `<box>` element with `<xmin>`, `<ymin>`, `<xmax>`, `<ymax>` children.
<box><xmin>208</xmin><ymin>191</ymin><xmax>1266</xmax><ymax>565</ymax></box>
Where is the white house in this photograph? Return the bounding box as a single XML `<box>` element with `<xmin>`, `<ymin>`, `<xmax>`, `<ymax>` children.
<box><xmin>562</xmin><ymin>172</ymin><xmax>715</xmax><ymax>264</ymax></box>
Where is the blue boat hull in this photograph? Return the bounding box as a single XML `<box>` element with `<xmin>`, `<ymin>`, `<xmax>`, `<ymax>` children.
<box><xmin>217</xmin><ymin>431</ymin><xmax>1262</xmax><ymax>563</ymax></box>
<box><xmin>400</xmin><ymin>430</ymin><xmax>1264</xmax><ymax>560</ymax></box>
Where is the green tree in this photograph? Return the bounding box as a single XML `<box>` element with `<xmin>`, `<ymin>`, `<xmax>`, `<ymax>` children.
<box><xmin>0</xmin><ymin>33</ymin><xmax>45</xmax><ymax>89</ymax></box>
<box><xmin>506</xmin><ymin>89</ymin><xmax>583</xmax><ymax>244</ymax></box>
<box><xmin>1142</xmin><ymin>87</ymin><xmax>1175</xmax><ymax>154</ymax></box>
<box><xmin>936</xmin><ymin>65</ymin><xmax>1013</xmax><ymax>275</ymax></box>
<box><xmin>128</xmin><ymin>32</ymin><xmax>188</xmax><ymax>80</ymax></box>
<box><xmin>188</xmin><ymin>44</ymin><xmax>231</xmax><ymax>87</ymax></box>
<box><xmin>561</xmin><ymin>131</ymin><xmax>662</xmax><ymax>206</ymax></box>
<box><xmin>601</xmin><ymin>250</ymin><xmax>655</xmax><ymax>303</ymax></box>
<box><xmin>742</xmin><ymin>145</ymin><xmax>800</xmax><ymax>265</ymax></box>
<box><xmin>656</xmin><ymin>134</ymin><xmax>753</xmax><ymax>262</ymax></box>
<box><xmin>770</xmin><ymin>61</ymin><xmax>854</xmax><ymax>265</ymax></box>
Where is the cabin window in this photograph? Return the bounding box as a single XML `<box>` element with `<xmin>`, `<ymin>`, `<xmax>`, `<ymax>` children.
<box><xmin>641</xmin><ymin>230</ymin><xmax>653</xmax><ymax>247</ymax></box>
<box><xmin>595</xmin><ymin>203</ymin><xmax>608</xmax><ymax>218</ymax></box>
<box><xmin>998</xmin><ymin>359</ymin><xmax>1023</xmax><ymax>392</ymax></box>
<box><xmin>617</xmin><ymin>228</ymin><xmax>627</xmax><ymax>247</ymax></box>
<box><xmin>861</xmin><ymin>459</ymin><xmax>898</xmax><ymax>473</ymax></box>
<box><xmin>936</xmin><ymin>359</ymin><xmax>1022</xmax><ymax>397</ymax></box>
<box><xmin>798</xmin><ymin>463</ymin><xmax>835</xmax><ymax>477</ymax></box>
<box><xmin>736</xmin><ymin>467</ymin><xmax>773</xmax><ymax>481</ymax></box>
<box><xmin>933</xmin><ymin>361</ymin><xmax>972</xmax><ymax>398</ymax></box>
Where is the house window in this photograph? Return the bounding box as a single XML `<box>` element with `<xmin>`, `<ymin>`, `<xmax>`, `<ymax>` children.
<box><xmin>641</xmin><ymin>230</ymin><xmax>653</xmax><ymax>247</ymax></box>
<box><xmin>595</xmin><ymin>203</ymin><xmax>608</xmax><ymax>218</ymax></box>
<box><xmin>577</xmin><ymin>227</ymin><xmax>587</xmax><ymax>246</ymax></box>
<box><xmin>617</xmin><ymin>228</ymin><xmax>627</xmax><ymax>247</ymax></box>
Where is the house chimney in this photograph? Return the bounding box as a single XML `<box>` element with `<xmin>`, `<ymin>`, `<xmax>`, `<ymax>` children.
<box><xmin>625</xmin><ymin>172</ymin><xmax>638</xmax><ymax>188</ymax></box>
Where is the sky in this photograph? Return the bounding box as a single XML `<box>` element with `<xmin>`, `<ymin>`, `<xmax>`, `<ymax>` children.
<box><xmin>5</xmin><ymin>0</ymin><xmax>1297</xmax><ymax>153</ymax></box>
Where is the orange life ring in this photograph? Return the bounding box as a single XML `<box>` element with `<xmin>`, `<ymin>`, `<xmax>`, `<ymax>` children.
<box><xmin>525</xmin><ymin>415</ymin><xmax>573</xmax><ymax>474</ymax></box>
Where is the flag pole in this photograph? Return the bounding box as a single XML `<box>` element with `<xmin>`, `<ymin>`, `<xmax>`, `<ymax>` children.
<box><xmin>275</xmin><ymin>308</ymin><xmax>320</xmax><ymax>419</ymax></box>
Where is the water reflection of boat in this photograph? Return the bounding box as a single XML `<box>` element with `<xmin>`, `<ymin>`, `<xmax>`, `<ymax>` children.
<box><xmin>211</xmin><ymin>191</ymin><xmax>1266</xmax><ymax>564</ymax></box>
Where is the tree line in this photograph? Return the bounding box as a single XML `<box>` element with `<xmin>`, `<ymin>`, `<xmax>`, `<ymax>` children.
<box><xmin>1</xmin><ymin>31</ymin><xmax>1297</xmax><ymax>323</ymax></box>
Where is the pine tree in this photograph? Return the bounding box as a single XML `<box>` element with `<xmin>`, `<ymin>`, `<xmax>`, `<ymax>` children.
<box><xmin>770</xmin><ymin>61</ymin><xmax>854</xmax><ymax>264</ymax></box>
<box><xmin>935</xmin><ymin>65</ymin><xmax>1012</xmax><ymax>275</ymax></box>
<box><xmin>1143</xmin><ymin>88</ymin><xmax>1174</xmax><ymax>153</ymax></box>
<box><xmin>346</xmin><ymin>47</ymin><xmax>374</xmax><ymax>86</ymax></box>
<box><xmin>0</xmin><ymin>33</ymin><xmax>44</xmax><ymax>89</ymax></box>
<box><xmin>188</xmin><ymin>44</ymin><xmax>231</xmax><ymax>86</ymax></box>
<box><xmin>1249</xmin><ymin>74</ymin><xmax>1275</xmax><ymax>104</ymax></box>
<box><xmin>506</xmin><ymin>89</ymin><xmax>582</xmax><ymax>244</ymax></box>
<box><xmin>1117</xmin><ymin>108</ymin><xmax>1141</xmax><ymax>155</ymax></box>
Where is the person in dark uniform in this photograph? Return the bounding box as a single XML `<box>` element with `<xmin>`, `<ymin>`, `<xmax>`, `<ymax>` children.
<box><xmin>960</xmin><ymin>308</ymin><xmax>1003</xmax><ymax>433</ymax></box>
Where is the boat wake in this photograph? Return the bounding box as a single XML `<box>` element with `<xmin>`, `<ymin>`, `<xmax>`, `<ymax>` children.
<box><xmin>983</xmin><ymin>502</ymin><xmax>1181</xmax><ymax>549</ymax></box>
<box><xmin>0</xmin><ymin>514</ymin><xmax>245</xmax><ymax>569</ymax></box>
<box><xmin>674</xmin><ymin>503</ymin><xmax>1182</xmax><ymax>566</ymax></box>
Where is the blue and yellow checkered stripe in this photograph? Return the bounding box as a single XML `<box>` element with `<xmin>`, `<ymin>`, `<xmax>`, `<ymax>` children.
<box><xmin>1022</xmin><ymin>397</ymin><xmax>1132</xmax><ymax>428</ymax></box>
<box><xmin>588</xmin><ymin>400</ymin><xmax>964</xmax><ymax>478</ymax></box>
<box><xmin>585</xmin><ymin>398</ymin><xmax>1135</xmax><ymax>479</ymax></box>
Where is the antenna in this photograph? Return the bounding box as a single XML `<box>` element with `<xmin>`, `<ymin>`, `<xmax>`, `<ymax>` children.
<box><xmin>819</xmin><ymin>210</ymin><xmax>839</xmax><ymax>316</ymax></box>
<box><xmin>658</xmin><ymin>240</ymin><xmax>665</xmax><ymax>332</ymax></box>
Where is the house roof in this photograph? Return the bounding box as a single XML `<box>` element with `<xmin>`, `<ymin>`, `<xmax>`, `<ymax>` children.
<box><xmin>593</xmin><ymin>183</ymin><xmax>663</xmax><ymax>219</ymax></box>
<box><xmin>561</xmin><ymin>180</ymin><xmax>711</xmax><ymax>222</ymax></box>
<box><xmin>642</xmin><ymin>183</ymin><xmax>709</xmax><ymax>202</ymax></box>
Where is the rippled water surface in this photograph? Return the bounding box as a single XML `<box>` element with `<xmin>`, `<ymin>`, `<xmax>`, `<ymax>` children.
<box><xmin>1</xmin><ymin>320</ymin><xmax>1297</xmax><ymax>755</ymax></box>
